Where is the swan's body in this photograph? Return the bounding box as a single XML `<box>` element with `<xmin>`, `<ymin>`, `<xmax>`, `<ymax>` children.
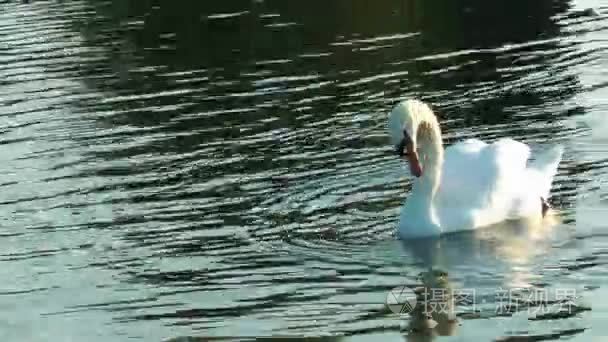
<box><xmin>388</xmin><ymin>99</ymin><xmax>563</xmax><ymax>239</ymax></box>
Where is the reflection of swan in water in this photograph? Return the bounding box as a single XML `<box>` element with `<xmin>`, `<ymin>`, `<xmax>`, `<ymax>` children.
<box><xmin>403</xmin><ymin>269</ymin><xmax>458</xmax><ymax>342</ymax></box>
<box><xmin>388</xmin><ymin>99</ymin><xmax>563</xmax><ymax>239</ymax></box>
<box><xmin>399</xmin><ymin>215</ymin><xmax>559</xmax><ymax>341</ymax></box>
<box><xmin>401</xmin><ymin>213</ymin><xmax>558</xmax><ymax>287</ymax></box>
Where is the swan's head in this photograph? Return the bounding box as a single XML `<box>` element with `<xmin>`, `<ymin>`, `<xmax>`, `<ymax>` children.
<box><xmin>388</xmin><ymin>100</ymin><xmax>429</xmax><ymax>177</ymax></box>
<box><xmin>396</xmin><ymin>128</ymin><xmax>423</xmax><ymax>178</ymax></box>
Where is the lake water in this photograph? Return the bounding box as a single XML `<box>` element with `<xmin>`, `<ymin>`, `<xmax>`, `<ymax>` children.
<box><xmin>0</xmin><ymin>0</ymin><xmax>607</xmax><ymax>341</ymax></box>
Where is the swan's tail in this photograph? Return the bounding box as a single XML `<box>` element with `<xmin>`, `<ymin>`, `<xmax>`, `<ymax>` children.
<box><xmin>528</xmin><ymin>144</ymin><xmax>564</xmax><ymax>199</ymax></box>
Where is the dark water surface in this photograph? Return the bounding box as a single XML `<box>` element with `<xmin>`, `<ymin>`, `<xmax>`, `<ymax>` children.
<box><xmin>1</xmin><ymin>0</ymin><xmax>608</xmax><ymax>341</ymax></box>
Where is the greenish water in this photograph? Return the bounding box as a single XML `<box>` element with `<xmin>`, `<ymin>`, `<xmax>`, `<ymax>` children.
<box><xmin>0</xmin><ymin>0</ymin><xmax>607</xmax><ymax>341</ymax></box>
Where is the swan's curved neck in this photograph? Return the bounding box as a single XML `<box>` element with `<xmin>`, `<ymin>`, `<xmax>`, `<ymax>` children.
<box><xmin>417</xmin><ymin>121</ymin><xmax>444</xmax><ymax>193</ymax></box>
<box><xmin>410</xmin><ymin>116</ymin><xmax>445</xmax><ymax>224</ymax></box>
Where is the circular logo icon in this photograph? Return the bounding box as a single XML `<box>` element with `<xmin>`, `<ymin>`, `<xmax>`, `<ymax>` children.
<box><xmin>386</xmin><ymin>285</ymin><xmax>418</xmax><ymax>314</ymax></box>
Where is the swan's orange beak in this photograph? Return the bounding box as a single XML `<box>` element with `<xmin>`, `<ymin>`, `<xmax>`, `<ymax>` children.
<box><xmin>396</xmin><ymin>134</ymin><xmax>422</xmax><ymax>178</ymax></box>
<box><xmin>405</xmin><ymin>142</ymin><xmax>422</xmax><ymax>178</ymax></box>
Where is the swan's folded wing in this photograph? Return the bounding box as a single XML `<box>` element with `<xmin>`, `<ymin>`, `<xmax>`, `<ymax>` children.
<box><xmin>526</xmin><ymin>145</ymin><xmax>564</xmax><ymax>199</ymax></box>
<box><xmin>437</xmin><ymin>138</ymin><xmax>531</xmax><ymax>210</ymax></box>
<box><xmin>489</xmin><ymin>138</ymin><xmax>532</xmax><ymax>178</ymax></box>
<box><xmin>437</xmin><ymin>138</ymin><xmax>490</xmax><ymax>208</ymax></box>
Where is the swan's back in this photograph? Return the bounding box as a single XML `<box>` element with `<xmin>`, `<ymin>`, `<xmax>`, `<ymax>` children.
<box><xmin>435</xmin><ymin>138</ymin><xmax>563</xmax><ymax>232</ymax></box>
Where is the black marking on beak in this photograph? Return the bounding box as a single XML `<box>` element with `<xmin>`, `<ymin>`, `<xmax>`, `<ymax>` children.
<box><xmin>395</xmin><ymin>130</ymin><xmax>412</xmax><ymax>157</ymax></box>
<box><xmin>541</xmin><ymin>197</ymin><xmax>550</xmax><ymax>217</ymax></box>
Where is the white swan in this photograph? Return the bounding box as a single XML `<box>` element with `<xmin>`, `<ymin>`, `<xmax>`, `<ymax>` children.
<box><xmin>388</xmin><ymin>99</ymin><xmax>563</xmax><ymax>239</ymax></box>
